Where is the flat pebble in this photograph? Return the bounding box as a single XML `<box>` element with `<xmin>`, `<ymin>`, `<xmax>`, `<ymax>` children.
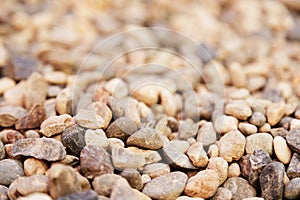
<box><xmin>228</xmin><ymin>163</ymin><xmax>241</xmax><ymax>178</ymax></box>
<box><xmin>218</xmin><ymin>130</ymin><xmax>246</xmax><ymax>162</ymax></box>
<box><xmin>246</xmin><ymin>133</ymin><xmax>273</xmax><ymax>155</ymax></box>
<box><xmin>12</xmin><ymin>138</ymin><xmax>66</xmax><ymax>161</ymax></box>
<box><xmin>196</xmin><ymin>122</ymin><xmax>217</xmax><ymax>146</ymax></box>
<box><xmin>249</xmin><ymin>112</ymin><xmax>266</xmax><ymax>127</ymax></box>
<box><xmin>267</xmin><ymin>102</ymin><xmax>286</xmax><ymax>126</ymax></box>
<box><xmin>127</xmin><ymin>127</ymin><xmax>163</xmax><ymax>150</ymax></box>
<box><xmin>212</xmin><ymin>187</ymin><xmax>232</xmax><ymax>200</ymax></box>
<box><xmin>286</xmin><ymin>129</ymin><xmax>300</xmax><ymax>153</ymax></box>
<box><xmin>85</xmin><ymin>129</ymin><xmax>108</xmax><ymax>149</ymax></box>
<box><xmin>284</xmin><ymin>177</ymin><xmax>300</xmax><ymax>199</ymax></box>
<box><xmin>24</xmin><ymin>158</ymin><xmax>48</xmax><ymax>176</ymax></box>
<box><xmin>40</xmin><ymin>114</ymin><xmax>75</xmax><ymax>137</ymax></box>
<box><xmin>15</xmin><ymin>104</ymin><xmax>46</xmax><ymax>130</ymax></box>
<box><xmin>62</xmin><ymin>124</ymin><xmax>86</xmax><ymax>156</ymax></box>
<box><xmin>287</xmin><ymin>153</ymin><xmax>300</xmax><ymax>179</ymax></box>
<box><xmin>223</xmin><ymin>177</ymin><xmax>256</xmax><ymax>200</ymax></box>
<box><xmin>260</xmin><ymin>161</ymin><xmax>285</xmax><ymax>200</ymax></box>
<box><xmin>214</xmin><ymin>115</ymin><xmax>238</xmax><ymax>134</ymax></box>
<box><xmin>57</xmin><ymin>190</ymin><xmax>98</xmax><ymax>200</ymax></box>
<box><xmin>106</xmin><ymin>117</ymin><xmax>137</xmax><ymax>140</ymax></box>
<box><xmin>0</xmin><ymin>159</ymin><xmax>24</xmax><ymax>186</ymax></box>
<box><xmin>184</xmin><ymin>169</ymin><xmax>219</xmax><ymax>199</ymax></box>
<box><xmin>225</xmin><ymin>102</ymin><xmax>252</xmax><ymax>120</ymax></box>
<box><xmin>239</xmin><ymin>122</ymin><xmax>257</xmax><ymax>135</ymax></box>
<box><xmin>143</xmin><ymin>171</ymin><xmax>188</xmax><ymax>200</ymax></box>
<box><xmin>187</xmin><ymin>142</ymin><xmax>208</xmax><ymax>167</ymax></box>
<box><xmin>207</xmin><ymin>157</ymin><xmax>228</xmax><ymax>185</ymax></box>
<box><xmin>273</xmin><ymin>136</ymin><xmax>292</xmax><ymax>164</ymax></box>
<box><xmin>143</xmin><ymin>163</ymin><xmax>170</xmax><ymax>179</ymax></box>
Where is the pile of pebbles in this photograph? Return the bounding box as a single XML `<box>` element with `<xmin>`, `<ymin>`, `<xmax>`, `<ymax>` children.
<box><xmin>1</xmin><ymin>0</ymin><xmax>300</xmax><ymax>200</ymax></box>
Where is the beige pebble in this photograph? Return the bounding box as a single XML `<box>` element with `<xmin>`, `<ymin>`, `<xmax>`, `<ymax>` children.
<box><xmin>141</xmin><ymin>174</ymin><xmax>151</xmax><ymax>185</ymax></box>
<box><xmin>247</xmin><ymin>76</ymin><xmax>266</xmax><ymax>92</ymax></box>
<box><xmin>267</xmin><ymin>102</ymin><xmax>286</xmax><ymax>126</ymax></box>
<box><xmin>24</xmin><ymin>130</ymin><xmax>40</xmax><ymax>138</ymax></box>
<box><xmin>277</xmin><ymin>82</ymin><xmax>292</xmax><ymax>99</ymax></box>
<box><xmin>0</xmin><ymin>77</ymin><xmax>15</xmax><ymax>95</ymax></box>
<box><xmin>24</xmin><ymin>158</ymin><xmax>48</xmax><ymax>176</ymax></box>
<box><xmin>160</xmin><ymin>88</ymin><xmax>180</xmax><ymax>116</ymax></box>
<box><xmin>249</xmin><ymin>112</ymin><xmax>266</xmax><ymax>127</ymax></box>
<box><xmin>85</xmin><ymin>129</ymin><xmax>108</xmax><ymax>149</ymax></box>
<box><xmin>40</xmin><ymin>114</ymin><xmax>75</xmax><ymax>137</ymax></box>
<box><xmin>47</xmin><ymin>85</ymin><xmax>62</xmax><ymax>97</ymax></box>
<box><xmin>228</xmin><ymin>62</ymin><xmax>247</xmax><ymax>88</ymax></box>
<box><xmin>4</xmin><ymin>81</ymin><xmax>26</xmax><ymax>107</ymax></box>
<box><xmin>214</xmin><ymin>115</ymin><xmax>238</xmax><ymax>134</ymax></box>
<box><xmin>132</xmin><ymin>85</ymin><xmax>160</xmax><ymax>106</ymax></box>
<box><xmin>290</xmin><ymin>119</ymin><xmax>300</xmax><ymax>130</ymax></box>
<box><xmin>259</xmin><ymin>123</ymin><xmax>271</xmax><ymax>132</ymax></box>
<box><xmin>212</xmin><ymin>187</ymin><xmax>232</xmax><ymax>200</ymax></box>
<box><xmin>208</xmin><ymin>144</ymin><xmax>219</xmax><ymax>158</ymax></box>
<box><xmin>283</xmin><ymin>172</ymin><xmax>290</xmax><ymax>186</ymax></box>
<box><xmin>246</xmin><ymin>133</ymin><xmax>273</xmax><ymax>155</ymax></box>
<box><xmin>207</xmin><ymin>157</ymin><xmax>228</xmax><ymax>185</ymax></box>
<box><xmin>227</xmin><ymin>163</ymin><xmax>241</xmax><ymax>178</ymax></box>
<box><xmin>225</xmin><ymin>102</ymin><xmax>252</xmax><ymax>120</ymax></box>
<box><xmin>56</xmin><ymin>88</ymin><xmax>73</xmax><ymax>115</ymax></box>
<box><xmin>44</xmin><ymin>71</ymin><xmax>67</xmax><ymax>85</ymax></box>
<box><xmin>187</xmin><ymin>142</ymin><xmax>208</xmax><ymax>167</ymax></box>
<box><xmin>239</xmin><ymin>122</ymin><xmax>257</xmax><ymax>135</ymax></box>
<box><xmin>273</xmin><ymin>136</ymin><xmax>292</xmax><ymax>164</ymax></box>
<box><xmin>104</xmin><ymin>78</ymin><xmax>129</xmax><ymax>100</ymax></box>
<box><xmin>230</xmin><ymin>88</ymin><xmax>250</xmax><ymax>100</ymax></box>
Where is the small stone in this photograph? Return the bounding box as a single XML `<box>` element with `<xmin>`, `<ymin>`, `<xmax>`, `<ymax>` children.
<box><xmin>259</xmin><ymin>123</ymin><xmax>271</xmax><ymax>133</ymax></box>
<box><xmin>24</xmin><ymin>72</ymin><xmax>48</xmax><ymax>110</ymax></box>
<box><xmin>57</xmin><ymin>190</ymin><xmax>98</xmax><ymax>200</ymax></box>
<box><xmin>214</xmin><ymin>115</ymin><xmax>238</xmax><ymax>134</ymax></box>
<box><xmin>143</xmin><ymin>163</ymin><xmax>170</xmax><ymax>179</ymax></box>
<box><xmin>230</xmin><ymin>88</ymin><xmax>250</xmax><ymax>100</ymax></box>
<box><xmin>0</xmin><ymin>185</ymin><xmax>8</xmax><ymax>200</ymax></box>
<box><xmin>177</xmin><ymin>119</ymin><xmax>198</xmax><ymax>140</ymax></box>
<box><xmin>12</xmin><ymin>138</ymin><xmax>66</xmax><ymax>161</ymax></box>
<box><xmin>8</xmin><ymin>175</ymin><xmax>48</xmax><ymax>200</ymax></box>
<box><xmin>44</xmin><ymin>98</ymin><xmax>57</xmax><ymax>118</ymax></box>
<box><xmin>106</xmin><ymin>117</ymin><xmax>137</xmax><ymax>140</ymax></box>
<box><xmin>58</xmin><ymin>155</ymin><xmax>79</xmax><ymax>167</ymax></box>
<box><xmin>44</xmin><ymin>71</ymin><xmax>67</xmax><ymax>85</ymax></box>
<box><xmin>270</xmin><ymin>128</ymin><xmax>288</xmax><ymax>138</ymax></box>
<box><xmin>225</xmin><ymin>102</ymin><xmax>252</xmax><ymax>120</ymax></box>
<box><xmin>207</xmin><ymin>157</ymin><xmax>228</xmax><ymax>185</ymax></box>
<box><xmin>260</xmin><ymin>162</ymin><xmax>285</xmax><ymax>200</ymax></box>
<box><xmin>218</xmin><ymin>130</ymin><xmax>246</xmax><ymax>162</ymax></box>
<box><xmin>15</xmin><ymin>104</ymin><xmax>46</xmax><ymax>130</ymax></box>
<box><xmin>267</xmin><ymin>102</ymin><xmax>286</xmax><ymax>126</ymax></box>
<box><xmin>208</xmin><ymin>144</ymin><xmax>219</xmax><ymax>158</ymax></box>
<box><xmin>56</xmin><ymin>88</ymin><xmax>72</xmax><ymax>115</ymax></box>
<box><xmin>85</xmin><ymin>129</ymin><xmax>108</xmax><ymax>149</ymax></box>
<box><xmin>196</xmin><ymin>122</ymin><xmax>217</xmax><ymax>146</ymax></box>
<box><xmin>249</xmin><ymin>112</ymin><xmax>266</xmax><ymax>127</ymax></box>
<box><xmin>131</xmin><ymin>85</ymin><xmax>160</xmax><ymax>106</ymax></box>
<box><xmin>212</xmin><ymin>187</ymin><xmax>232</xmax><ymax>200</ymax></box>
<box><xmin>143</xmin><ymin>171</ymin><xmax>188</xmax><ymax>200</ymax></box>
<box><xmin>223</xmin><ymin>177</ymin><xmax>256</xmax><ymax>200</ymax></box>
<box><xmin>62</xmin><ymin>125</ymin><xmax>86</xmax><ymax>157</ymax></box>
<box><xmin>40</xmin><ymin>114</ymin><xmax>75</xmax><ymax>137</ymax></box>
<box><xmin>122</xmin><ymin>97</ymin><xmax>141</xmax><ymax>126</ymax></box>
<box><xmin>228</xmin><ymin>163</ymin><xmax>241</xmax><ymax>178</ymax></box>
<box><xmin>286</xmin><ymin>129</ymin><xmax>300</xmax><ymax>153</ymax></box>
<box><xmin>229</xmin><ymin>62</ymin><xmax>247</xmax><ymax>88</ymax></box>
<box><xmin>263</xmin><ymin>88</ymin><xmax>283</xmax><ymax>103</ymax></box>
<box><xmin>273</xmin><ymin>136</ymin><xmax>292</xmax><ymax>164</ymax></box>
<box><xmin>74</xmin><ymin>102</ymin><xmax>112</xmax><ymax>129</ymax></box>
<box><xmin>239</xmin><ymin>122</ymin><xmax>257</xmax><ymax>135</ymax></box>
<box><xmin>246</xmin><ymin>133</ymin><xmax>273</xmax><ymax>155</ymax></box>
<box><xmin>24</xmin><ymin>130</ymin><xmax>40</xmax><ymax>138</ymax></box>
<box><xmin>120</xmin><ymin>168</ymin><xmax>143</xmax><ymax>190</ymax></box>
<box><xmin>0</xmin><ymin>140</ymin><xmax>5</xmax><ymax>160</ymax></box>
<box><xmin>184</xmin><ymin>169</ymin><xmax>219</xmax><ymax>199</ymax></box>
<box><xmin>290</xmin><ymin>119</ymin><xmax>300</xmax><ymax>130</ymax></box>
<box><xmin>104</xmin><ymin>78</ymin><xmax>129</xmax><ymax>100</ymax></box>
<box><xmin>0</xmin><ymin>106</ymin><xmax>27</xmax><ymax>127</ymax></box>
<box><xmin>24</xmin><ymin>158</ymin><xmax>48</xmax><ymax>176</ymax></box>
<box><xmin>80</xmin><ymin>145</ymin><xmax>113</xmax><ymax>179</ymax></box>
<box><xmin>106</xmin><ymin>97</ymin><xmax>124</xmax><ymax>120</ymax></box>
<box><xmin>142</xmin><ymin>174</ymin><xmax>151</xmax><ymax>185</ymax></box>
<box><xmin>47</xmin><ymin>85</ymin><xmax>62</xmax><ymax>97</ymax></box>
<box><xmin>17</xmin><ymin>193</ymin><xmax>52</xmax><ymax>200</ymax></box>
<box><xmin>284</xmin><ymin>178</ymin><xmax>300</xmax><ymax>199</ymax></box>
<box><xmin>287</xmin><ymin>153</ymin><xmax>300</xmax><ymax>179</ymax></box>
<box><xmin>187</xmin><ymin>142</ymin><xmax>208</xmax><ymax>167</ymax></box>
<box><xmin>3</xmin><ymin>81</ymin><xmax>25</xmax><ymax>107</ymax></box>
<box><xmin>111</xmin><ymin>177</ymin><xmax>150</xmax><ymax>200</ymax></box>
<box><xmin>0</xmin><ymin>159</ymin><xmax>24</xmax><ymax>186</ymax></box>
<box><xmin>128</xmin><ymin>147</ymin><xmax>161</xmax><ymax>164</ymax></box>
<box><xmin>92</xmin><ymin>174</ymin><xmax>122</xmax><ymax>197</ymax></box>
<box><xmin>48</xmin><ymin>164</ymin><xmax>82</xmax><ymax>199</ymax></box>
<box><xmin>247</xmin><ymin>76</ymin><xmax>266</xmax><ymax>92</ymax></box>
<box><xmin>0</xmin><ymin>77</ymin><xmax>15</xmax><ymax>95</ymax></box>
<box><xmin>160</xmin><ymin>88</ymin><xmax>180</xmax><ymax>116</ymax></box>
<box><xmin>127</xmin><ymin>127</ymin><xmax>163</xmax><ymax>150</ymax></box>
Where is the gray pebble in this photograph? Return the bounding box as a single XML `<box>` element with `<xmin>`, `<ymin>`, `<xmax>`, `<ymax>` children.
<box><xmin>287</xmin><ymin>153</ymin><xmax>300</xmax><ymax>179</ymax></box>
<box><xmin>0</xmin><ymin>159</ymin><xmax>24</xmax><ymax>186</ymax></box>
<box><xmin>284</xmin><ymin>178</ymin><xmax>300</xmax><ymax>199</ymax></box>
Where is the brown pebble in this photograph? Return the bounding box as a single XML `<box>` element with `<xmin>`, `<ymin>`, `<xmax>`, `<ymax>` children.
<box><xmin>127</xmin><ymin>127</ymin><xmax>163</xmax><ymax>150</ymax></box>
<box><xmin>120</xmin><ymin>168</ymin><xmax>143</xmax><ymax>190</ymax></box>
<box><xmin>15</xmin><ymin>104</ymin><xmax>46</xmax><ymax>130</ymax></box>
<box><xmin>0</xmin><ymin>106</ymin><xmax>27</xmax><ymax>127</ymax></box>
<box><xmin>106</xmin><ymin>117</ymin><xmax>137</xmax><ymax>140</ymax></box>
<box><xmin>40</xmin><ymin>114</ymin><xmax>75</xmax><ymax>137</ymax></box>
<box><xmin>0</xmin><ymin>129</ymin><xmax>24</xmax><ymax>144</ymax></box>
<box><xmin>92</xmin><ymin>174</ymin><xmax>123</xmax><ymax>197</ymax></box>
<box><xmin>24</xmin><ymin>158</ymin><xmax>48</xmax><ymax>176</ymax></box>
<box><xmin>223</xmin><ymin>177</ymin><xmax>256</xmax><ymax>199</ymax></box>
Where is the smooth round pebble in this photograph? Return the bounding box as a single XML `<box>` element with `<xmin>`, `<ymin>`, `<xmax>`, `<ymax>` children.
<box><xmin>273</xmin><ymin>136</ymin><xmax>292</xmax><ymax>164</ymax></box>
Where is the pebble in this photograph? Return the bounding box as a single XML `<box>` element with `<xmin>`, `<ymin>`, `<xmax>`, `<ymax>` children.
<box><xmin>120</xmin><ymin>168</ymin><xmax>143</xmax><ymax>190</ymax></box>
<box><xmin>123</xmin><ymin>97</ymin><xmax>141</xmax><ymax>126</ymax></box>
<box><xmin>40</xmin><ymin>114</ymin><xmax>75</xmax><ymax>137</ymax></box>
<box><xmin>106</xmin><ymin>117</ymin><xmax>137</xmax><ymax>140</ymax></box>
<box><xmin>47</xmin><ymin>85</ymin><xmax>62</xmax><ymax>97</ymax></box>
<box><xmin>8</xmin><ymin>175</ymin><xmax>49</xmax><ymax>200</ymax></box>
<box><xmin>143</xmin><ymin>163</ymin><xmax>170</xmax><ymax>179</ymax></box>
<box><xmin>24</xmin><ymin>130</ymin><xmax>40</xmax><ymax>138</ymax></box>
<box><xmin>12</xmin><ymin>138</ymin><xmax>66</xmax><ymax>161</ymax></box>
<box><xmin>62</xmin><ymin>124</ymin><xmax>86</xmax><ymax>156</ymax></box>
<box><xmin>0</xmin><ymin>185</ymin><xmax>8</xmax><ymax>200</ymax></box>
<box><xmin>74</xmin><ymin>102</ymin><xmax>112</xmax><ymax>129</ymax></box>
<box><xmin>214</xmin><ymin>115</ymin><xmax>238</xmax><ymax>134</ymax></box>
<box><xmin>260</xmin><ymin>161</ymin><xmax>285</xmax><ymax>200</ymax></box>
<box><xmin>284</xmin><ymin>177</ymin><xmax>300</xmax><ymax>199</ymax></box>
<box><xmin>177</xmin><ymin>119</ymin><xmax>198</xmax><ymax>140</ymax></box>
<box><xmin>104</xmin><ymin>78</ymin><xmax>129</xmax><ymax>100</ymax></box>
<box><xmin>131</xmin><ymin>85</ymin><xmax>160</xmax><ymax>106</ymax></box>
<box><xmin>287</xmin><ymin>153</ymin><xmax>300</xmax><ymax>179</ymax></box>
<box><xmin>3</xmin><ymin>81</ymin><xmax>25</xmax><ymax>107</ymax></box>
<box><xmin>0</xmin><ymin>140</ymin><xmax>5</xmax><ymax>160</ymax></box>
<box><xmin>110</xmin><ymin>177</ymin><xmax>150</xmax><ymax>200</ymax></box>
<box><xmin>17</xmin><ymin>193</ymin><xmax>52</xmax><ymax>200</ymax></box>
<box><xmin>259</xmin><ymin>123</ymin><xmax>271</xmax><ymax>133</ymax></box>
<box><xmin>0</xmin><ymin>77</ymin><xmax>15</xmax><ymax>95</ymax></box>
<box><xmin>57</xmin><ymin>190</ymin><xmax>98</xmax><ymax>200</ymax></box>
<box><xmin>15</xmin><ymin>104</ymin><xmax>46</xmax><ymax>130</ymax></box>
<box><xmin>80</xmin><ymin>145</ymin><xmax>113</xmax><ymax>179</ymax></box>
<box><xmin>270</xmin><ymin>127</ymin><xmax>288</xmax><ymax>138</ymax></box>
<box><xmin>127</xmin><ymin>127</ymin><xmax>163</xmax><ymax>150</ymax></box>
<box><xmin>266</xmin><ymin>102</ymin><xmax>286</xmax><ymax>126</ymax></box>
<box><xmin>229</xmin><ymin>62</ymin><xmax>247</xmax><ymax>88</ymax></box>
<box><xmin>223</xmin><ymin>177</ymin><xmax>256</xmax><ymax>200</ymax></box>
<box><xmin>239</xmin><ymin>122</ymin><xmax>257</xmax><ymax>135</ymax></box>
<box><xmin>247</xmin><ymin>76</ymin><xmax>266</xmax><ymax>92</ymax></box>
<box><xmin>85</xmin><ymin>129</ymin><xmax>108</xmax><ymax>149</ymax></box>
<box><xmin>48</xmin><ymin>164</ymin><xmax>82</xmax><ymax>199</ymax></box>
<box><xmin>160</xmin><ymin>88</ymin><xmax>180</xmax><ymax>116</ymax></box>
<box><xmin>228</xmin><ymin>163</ymin><xmax>241</xmax><ymax>178</ymax></box>
<box><xmin>24</xmin><ymin>158</ymin><xmax>48</xmax><ymax>176</ymax></box>
<box><xmin>24</xmin><ymin>72</ymin><xmax>48</xmax><ymax>110</ymax></box>
<box><xmin>143</xmin><ymin>171</ymin><xmax>188</xmax><ymax>200</ymax></box>
<box><xmin>56</xmin><ymin>88</ymin><xmax>73</xmax><ymax>115</ymax></box>
<box><xmin>0</xmin><ymin>159</ymin><xmax>24</xmax><ymax>186</ymax></box>
<box><xmin>187</xmin><ymin>142</ymin><xmax>208</xmax><ymax>167</ymax></box>
<box><xmin>128</xmin><ymin>147</ymin><xmax>161</xmax><ymax>164</ymax></box>
<box><xmin>225</xmin><ymin>102</ymin><xmax>252</xmax><ymax>120</ymax></box>
<box><xmin>0</xmin><ymin>106</ymin><xmax>27</xmax><ymax>127</ymax></box>
<box><xmin>212</xmin><ymin>187</ymin><xmax>232</xmax><ymax>200</ymax></box>
<box><xmin>196</xmin><ymin>122</ymin><xmax>217</xmax><ymax>146</ymax></box>
<box><xmin>217</xmin><ymin>130</ymin><xmax>246</xmax><ymax>162</ymax></box>
<box><xmin>207</xmin><ymin>157</ymin><xmax>228</xmax><ymax>185</ymax></box>
<box><xmin>208</xmin><ymin>144</ymin><xmax>219</xmax><ymax>158</ymax></box>
<box><xmin>44</xmin><ymin>98</ymin><xmax>57</xmax><ymax>118</ymax></box>
<box><xmin>44</xmin><ymin>71</ymin><xmax>67</xmax><ymax>85</ymax></box>
<box><xmin>245</xmin><ymin>133</ymin><xmax>273</xmax><ymax>155</ymax></box>
<box><xmin>184</xmin><ymin>169</ymin><xmax>219</xmax><ymax>199</ymax></box>
<box><xmin>230</xmin><ymin>88</ymin><xmax>250</xmax><ymax>100</ymax></box>
<box><xmin>289</xmin><ymin>119</ymin><xmax>300</xmax><ymax>130</ymax></box>
<box><xmin>58</xmin><ymin>155</ymin><xmax>79</xmax><ymax>166</ymax></box>
<box><xmin>106</xmin><ymin>97</ymin><xmax>124</xmax><ymax>120</ymax></box>
<box><xmin>273</xmin><ymin>136</ymin><xmax>292</xmax><ymax>164</ymax></box>
<box><xmin>92</xmin><ymin>174</ymin><xmax>122</xmax><ymax>196</ymax></box>
<box><xmin>263</xmin><ymin>88</ymin><xmax>283</xmax><ymax>103</ymax></box>
<box><xmin>286</xmin><ymin>129</ymin><xmax>300</xmax><ymax>153</ymax></box>
<box><xmin>249</xmin><ymin>112</ymin><xmax>266</xmax><ymax>127</ymax></box>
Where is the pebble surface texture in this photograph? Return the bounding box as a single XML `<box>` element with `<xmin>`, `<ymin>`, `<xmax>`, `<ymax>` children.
<box><xmin>0</xmin><ymin>0</ymin><xmax>300</xmax><ymax>199</ymax></box>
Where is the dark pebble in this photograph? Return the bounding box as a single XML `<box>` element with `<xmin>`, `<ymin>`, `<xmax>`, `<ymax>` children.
<box><xmin>106</xmin><ymin>117</ymin><xmax>137</xmax><ymax>140</ymax></box>
<box><xmin>57</xmin><ymin>190</ymin><xmax>98</xmax><ymax>200</ymax></box>
<box><xmin>286</xmin><ymin>129</ymin><xmax>300</xmax><ymax>153</ymax></box>
<box><xmin>284</xmin><ymin>178</ymin><xmax>300</xmax><ymax>199</ymax></box>
<box><xmin>287</xmin><ymin>153</ymin><xmax>300</xmax><ymax>179</ymax></box>
<box><xmin>62</xmin><ymin>125</ymin><xmax>86</xmax><ymax>157</ymax></box>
